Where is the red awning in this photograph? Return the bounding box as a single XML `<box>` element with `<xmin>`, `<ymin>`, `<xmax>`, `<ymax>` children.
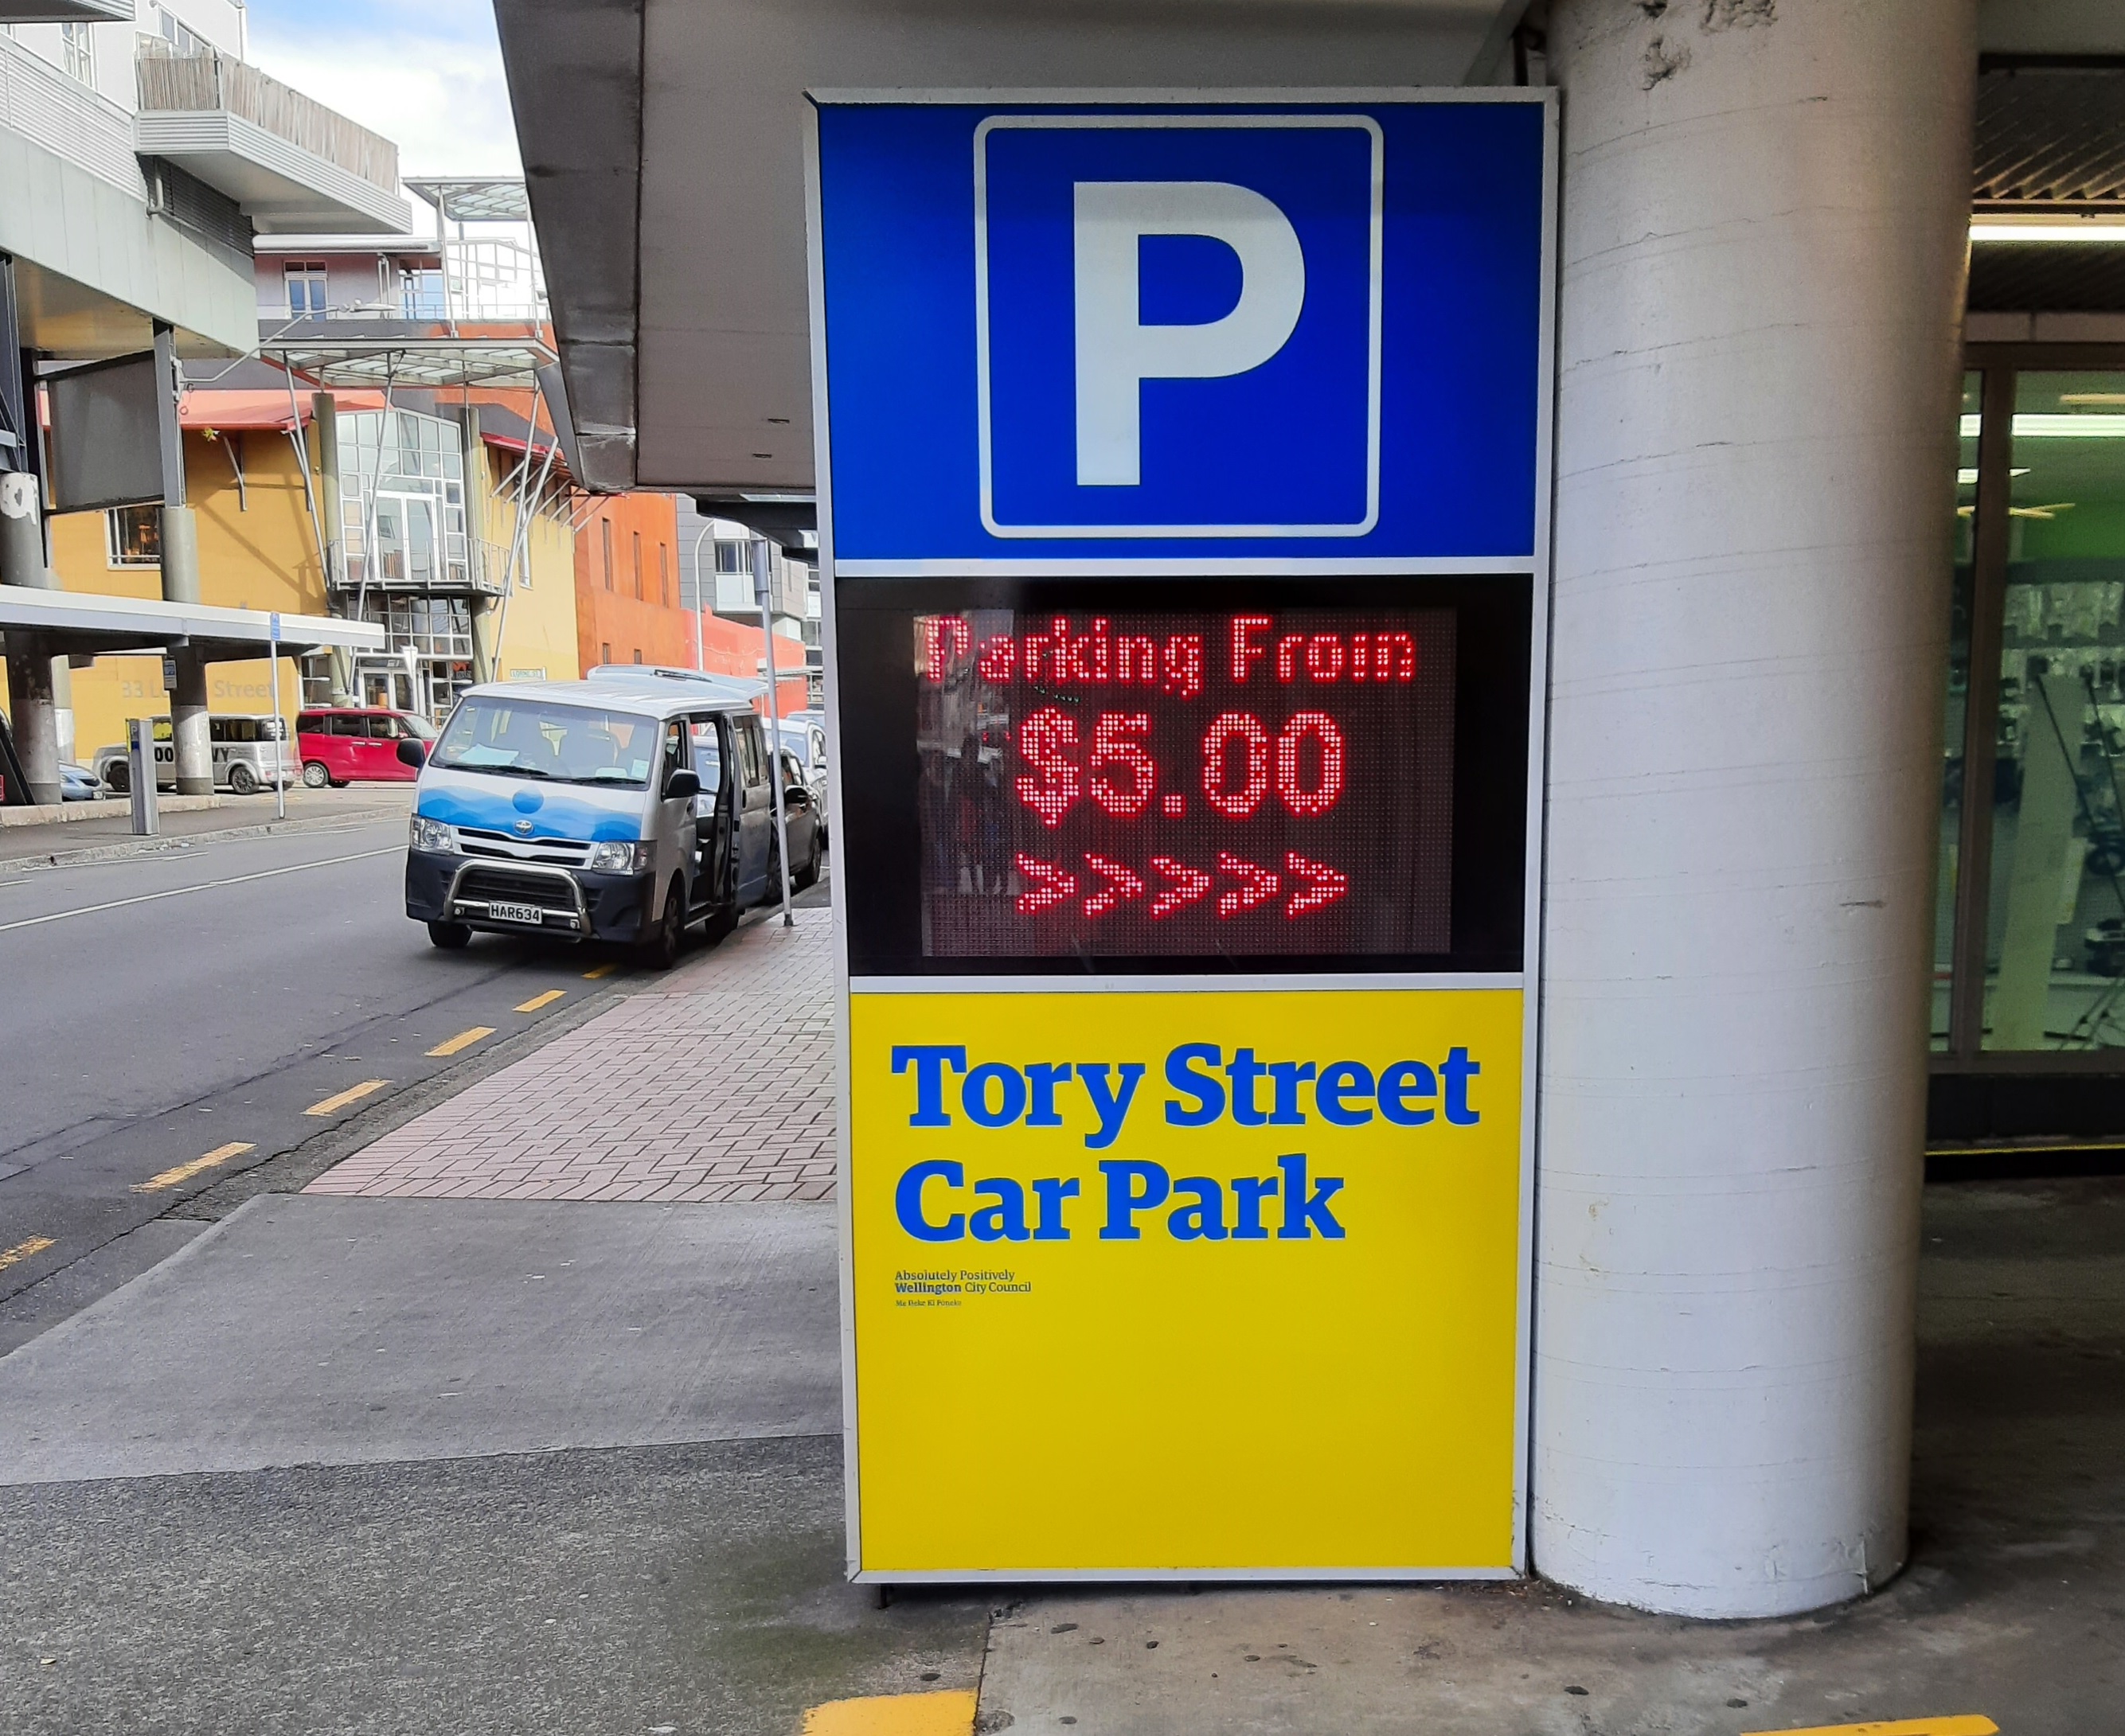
<box><xmin>177</xmin><ymin>388</ymin><xmax>390</xmax><ymax>432</ymax></box>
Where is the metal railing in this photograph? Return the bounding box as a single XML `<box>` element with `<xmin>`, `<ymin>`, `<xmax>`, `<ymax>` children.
<box><xmin>135</xmin><ymin>40</ymin><xmax>398</xmax><ymax>194</ymax></box>
<box><xmin>0</xmin><ymin>33</ymin><xmax>146</xmax><ymax>199</ymax></box>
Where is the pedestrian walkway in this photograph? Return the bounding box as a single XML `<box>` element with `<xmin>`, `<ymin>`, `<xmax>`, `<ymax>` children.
<box><xmin>0</xmin><ymin>786</ymin><xmax>410</xmax><ymax>870</ymax></box>
<box><xmin>306</xmin><ymin>910</ymin><xmax>837</xmax><ymax>1203</ymax></box>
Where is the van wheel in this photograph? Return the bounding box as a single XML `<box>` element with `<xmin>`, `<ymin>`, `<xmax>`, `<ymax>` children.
<box><xmin>427</xmin><ymin>921</ymin><xmax>471</xmax><ymax>950</ymax></box>
<box><xmin>104</xmin><ymin>761</ymin><xmax>130</xmax><ymax>794</ymax></box>
<box><xmin>302</xmin><ymin>761</ymin><xmax>330</xmax><ymax>789</ymax></box>
<box><xmin>227</xmin><ymin>763</ymin><xmax>259</xmax><ymax>796</ymax></box>
<box><xmin>637</xmin><ymin>877</ymin><xmax>686</xmax><ymax>970</ymax></box>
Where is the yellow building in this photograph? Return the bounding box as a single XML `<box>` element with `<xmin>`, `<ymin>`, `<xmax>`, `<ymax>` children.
<box><xmin>34</xmin><ymin>389</ymin><xmax>581</xmax><ymax>768</ymax></box>
<box><xmin>51</xmin><ymin>400</ymin><xmax>331</xmax><ymax>769</ymax></box>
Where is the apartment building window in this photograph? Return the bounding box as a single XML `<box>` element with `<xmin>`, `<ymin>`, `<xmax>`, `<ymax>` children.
<box><xmin>285</xmin><ymin>263</ymin><xmax>328</xmax><ymax>318</ymax></box>
<box><xmin>60</xmin><ymin>22</ymin><xmax>93</xmax><ymax>85</ymax></box>
<box><xmin>601</xmin><ymin>519</ymin><xmax>614</xmax><ymax>591</ymax></box>
<box><xmin>400</xmin><ymin>267</ymin><xmax>446</xmax><ymax>320</ymax></box>
<box><xmin>632</xmin><ymin>530</ymin><xmax>643</xmax><ymax>600</ymax></box>
<box><xmin>658</xmin><ymin>543</ymin><xmax>670</xmax><ymax>607</ymax></box>
<box><xmin>107</xmin><ymin>506</ymin><xmax>160</xmax><ymax>567</ymax></box>
<box><xmin>154</xmin><ymin>7</ymin><xmax>208</xmax><ymax>55</ymax></box>
<box><xmin>713</xmin><ymin>538</ymin><xmax>750</xmax><ymax>575</ymax></box>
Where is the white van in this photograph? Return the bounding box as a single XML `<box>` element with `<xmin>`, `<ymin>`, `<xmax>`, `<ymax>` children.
<box><xmin>401</xmin><ymin>669</ymin><xmax>814</xmax><ymax>965</ymax></box>
<box><xmin>93</xmin><ymin>715</ymin><xmax>295</xmax><ymax>795</ymax></box>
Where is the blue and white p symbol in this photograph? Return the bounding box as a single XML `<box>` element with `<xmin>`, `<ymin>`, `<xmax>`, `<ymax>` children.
<box><xmin>1071</xmin><ymin>182</ymin><xmax>1307</xmax><ymax>489</ymax></box>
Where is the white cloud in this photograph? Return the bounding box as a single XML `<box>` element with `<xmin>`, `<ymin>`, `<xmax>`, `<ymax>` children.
<box><xmin>244</xmin><ymin>33</ymin><xmax>521</xmax><ymax>181</ymax></box>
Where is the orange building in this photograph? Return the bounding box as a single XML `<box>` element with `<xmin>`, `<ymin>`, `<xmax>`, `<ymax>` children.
<box><xmin>572</xmin><ymin>491</ymin><xmax>807</xmax><ymax>712</ymax></box>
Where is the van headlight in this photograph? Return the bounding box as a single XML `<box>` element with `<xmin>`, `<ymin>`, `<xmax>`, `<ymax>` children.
<box><xmin>584</xmin><ymin>840</ymin><xmax>654</xmax><ymax>873</ymax></box>
<box><xmin>409</xmin><ymin>814</ymin><xmax>456</xmax><ymax>854</ymax></box>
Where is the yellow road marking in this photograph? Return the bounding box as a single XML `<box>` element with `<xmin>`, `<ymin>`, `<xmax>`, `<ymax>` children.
<box><xmin>582</xmin><ymin>963</ymin><xmax>619</xmax><ymax>980</ymax></box>
<box><xmin>305</xmin><ymin>1079</ymin><xmax>389</xmax><ymax>1118</ymax></box>
<box><xmin>801</xmin><ymin>1691</ymin><xmax>976</xmax><ymax>1736</ymax></box>
<box><xmin>135</xmin><ymin>1142</ymin><xmax>255</xmax><ymax>1193</ymax></box>
<box><xmin>0</xmin><ymin>1235</ymin><xmax>55</xmax><ymax>1273</ymax></box>
<box><xmin>426</xmin><ymin>1026</ymin><xmax>494</xmax><ymax>1058</ymax></box>
<box><xmin>514</xmin><ymin>989</ymin><xmax>565</xmax><ymax>1012</ymax></box>
<box><xmin>1743</xmin><ymin>1718</ymin><xmax>1997</xmax><ymax>1736</ymax></box>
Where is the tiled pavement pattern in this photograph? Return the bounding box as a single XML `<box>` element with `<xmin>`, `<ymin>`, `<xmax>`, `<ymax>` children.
<box><xmin>307</xmin><ymin>911</ymin><xmax>838</xmax><ymax>1203</ymax></box>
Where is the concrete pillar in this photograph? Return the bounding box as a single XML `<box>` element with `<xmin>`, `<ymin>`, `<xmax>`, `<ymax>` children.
<box><xmin>0</xmin><ymin>469</ymin><xmax>60</xmax><ymax>802</ymax></box>
<box><xmin>159</xmin><ymin>504</ymin><xmax>211</xmax><ymax>794</ymax></box>
<box><xmin>1535</xmin><ymin>0</ymin><xmax>1975</xmax><ymax>1617</ymax></box>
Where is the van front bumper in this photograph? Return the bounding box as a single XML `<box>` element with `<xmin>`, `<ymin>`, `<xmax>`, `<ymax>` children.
<box><xmin>404</xmin><ymin>852</ymin><xmax>658</xmax><ymax>943</ymax></box>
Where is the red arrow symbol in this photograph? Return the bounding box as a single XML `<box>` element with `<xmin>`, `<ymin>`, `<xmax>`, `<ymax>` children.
<box><xmin>1215</xmin><ymin>852</ymin><xmax>1281</xmax><ymax>919</ymax></box>
<box><xmin>1014</xmin><ymin>852</ymin><xmax>1077</xmax><ymax>915</ymax></box>
<box><xmin>1283</xmin><ymin>852</ymin><xmax>1348</xmax><ymax>917</ymax></box>
<box><xmin>1147</xmin><ymin>855</ymin><xmax>1213</xmax><ymax>919</ymax></box>
<box><xmin>1081</xmin><ymin>854</ymin><xmax>1146</xmax><ymax>918</ymax></box>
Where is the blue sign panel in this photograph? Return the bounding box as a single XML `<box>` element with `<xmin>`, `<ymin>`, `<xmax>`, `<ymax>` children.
<box><xmin>812</xmin><ymin>96</ymin><xmax>1549</xmax><ymax>569</ymax></box>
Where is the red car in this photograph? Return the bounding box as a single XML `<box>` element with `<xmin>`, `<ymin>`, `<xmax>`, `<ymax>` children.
<box><xmin>296</xmin><ymin>708</ymin><xmax>439</xmax><ymax>787</ymax></box>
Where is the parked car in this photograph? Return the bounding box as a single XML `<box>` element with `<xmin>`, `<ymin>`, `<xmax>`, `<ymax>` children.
<box><xmin>771</xmin><ymin>717</ymin><xmax>830</xmax><ymax>840</ymax></box>
<box><xmin>297</xmin><ymin>708</ymin><xmax>439</xmax><ymax>787</ymax></box>
<box><xmin>94</xmin><ymin>716</ymin><xmax>295</xmax><ymax>795</ymax></box>
<box><xmin>768</xmin><ymin>746</ymin><xmax>823</xmax><ymax>891</ymax></box>
<box><xmin>58</xmin><ymin>762</ymin><xmax>105</xmax><ymax>802</ymax></box>
<box><xmin>402</xmin><ymin>668</ymin><xmax>788</xmax><ymax>966</ymax></box>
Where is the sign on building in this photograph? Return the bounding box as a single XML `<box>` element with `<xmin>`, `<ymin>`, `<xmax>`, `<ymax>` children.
<box><xmin>811</xmin><ymin>91</ymin><xmax>1555</xmax><ymax>1581</ymax></box>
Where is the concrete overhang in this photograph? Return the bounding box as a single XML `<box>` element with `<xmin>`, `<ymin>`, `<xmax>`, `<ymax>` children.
<box><xmin>133</xmin><ymin>111</ymin><xmax>412</xmax><ymax>236</ymax></box>
<box><xmin>0</xmin><ymin>588</ymin><xmax>386</xmax><ymax>662</ymax></box>
<box><xmin>494</xmin><ymin>0</ymin><xmax>1529</xmax><ymax>496</ymax></box>
<box><xmin>0</xmin><ymin>1</ymin><xmax>131</xmax><ymax>18</ymax></box>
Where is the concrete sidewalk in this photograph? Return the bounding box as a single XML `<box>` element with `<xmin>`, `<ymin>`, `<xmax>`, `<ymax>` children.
<box><xmin>306</xmin><ymin>909</ymin><xmax>836</xmax><ymax>1203</ymax></box>
<box><xmin>0</xmin><ymin>786</ymin><xmax>410</xmax><ymax>870</ymax></box>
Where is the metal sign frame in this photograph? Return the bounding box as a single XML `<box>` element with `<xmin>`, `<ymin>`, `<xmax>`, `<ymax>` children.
<box><xmin>806</xmin><ymin>87</ymin><xmax>1558</xmax><ymax>1583</ymax></box>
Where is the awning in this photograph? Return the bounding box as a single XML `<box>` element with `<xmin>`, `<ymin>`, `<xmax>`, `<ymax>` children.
<box><xmin>0</xmin><ymin>587</ymin><xmax>386</xmax><ymax>661</ymax></box>
<box><xmin>178</xmin><ymin>388</ymin><xmax>391</xmax><ymax>433</ymax></box>
<box><xmin>260</xmin><ymin>335</ymin><xmax>557</xmax><ymax>391</ymax></box>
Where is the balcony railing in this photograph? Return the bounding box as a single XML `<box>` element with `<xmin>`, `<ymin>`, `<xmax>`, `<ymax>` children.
<box><xmin>0</xmin><ymin>32</ymin><xmax>146</xmax><ymax>200</ymax></box>
<box><xmin>135</xmin><ymin>40</ymin><xmax>398</xmax><ymax>196</ymax></box>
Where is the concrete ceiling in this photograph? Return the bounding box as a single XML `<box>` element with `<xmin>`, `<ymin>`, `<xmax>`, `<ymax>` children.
<box><xmin>496</xmin><ymin>0</ymin><xmax>1526</xmax><ymax>494</ymax></box>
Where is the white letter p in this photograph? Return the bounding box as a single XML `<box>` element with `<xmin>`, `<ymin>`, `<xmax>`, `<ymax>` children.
<box><xmin>1072</xmin><ymin>181</ymin><xmax>1306</xmax><ymax>489</ymax></box>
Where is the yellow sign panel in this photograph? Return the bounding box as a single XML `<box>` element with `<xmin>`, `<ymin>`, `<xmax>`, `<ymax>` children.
<box><xmin>846</xmin><ymin>986</ymin><xmax>1527</xmax><ymax>1577</ymax></box>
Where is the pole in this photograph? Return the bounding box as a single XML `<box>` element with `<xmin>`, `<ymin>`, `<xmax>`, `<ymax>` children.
<box><xmin>268</xmin><ymin>611</ymin><xmax>285</xmax><ymax>818</ymax></box>
<box><xmin>690</xmin><ymin>521</ymin><xmax>713</xmax><ymax>671</ymax></box>
<box><xmin>752</xmin><ymin>536</ymin><xmax>793</xmax><ymax>928</ymax></box>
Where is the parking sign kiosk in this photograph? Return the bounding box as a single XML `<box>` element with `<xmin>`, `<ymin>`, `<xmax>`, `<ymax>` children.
<box><xmin>809</xmin><ymin>91</ymin><xmax>1555</xmax><ymax>1582</ymax></box>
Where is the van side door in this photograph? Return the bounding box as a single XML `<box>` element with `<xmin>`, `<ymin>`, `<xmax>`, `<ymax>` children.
<box><xmin>651</xmin><ymin>718</ymin><xmax>694</xmax><ymax>907</ymax></box>
<box><xmin>686</xmin><ymin>716</ymin><xmax>732</xmax><ymax>911</ymax></box>
<box><xmin>734</xmin><ymin>715</ymin><xmax>772</xmax><ymax>906</ymax></box>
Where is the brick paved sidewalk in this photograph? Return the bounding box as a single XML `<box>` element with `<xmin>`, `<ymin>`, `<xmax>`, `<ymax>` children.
<box><xmin>307</xmin><ymin>910</ymin><xmax>837</xmax><ymax>1203</ymax></box>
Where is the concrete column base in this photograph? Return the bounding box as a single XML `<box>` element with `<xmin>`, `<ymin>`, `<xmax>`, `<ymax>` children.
<box><xmin>170</xmin><ymin>649</ymin><xmax>212</xmax><ymax>796</ymax></box>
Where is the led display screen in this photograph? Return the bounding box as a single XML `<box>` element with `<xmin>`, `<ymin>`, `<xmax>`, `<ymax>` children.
<box><xmin>834</xmin><ymin>576</ymin><xmax>1531</xmax><ymax>977</ymax></box>
<box><xmin>912</xmin><ymin>607</ymin><xmax>1456</xmax><ymax>958</ymax></box>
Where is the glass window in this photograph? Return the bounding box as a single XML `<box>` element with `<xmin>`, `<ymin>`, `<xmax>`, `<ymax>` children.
<box><xmin>431</xmin><ymin>697</ymin><xmax>664</xmax><ymax>786</ymax></box>
<box><xmin>107</xmin><ymin>505</ymin><xmax>161</xmax><ymax>567</ymax></box>
<box><xmin>60</xmin><ymin>21</ymin><xmax>93</xmax><ymax>84</ymax></box>
<box><xmin>1934</xmin><ymin>372</ymin><xmax>1982</xmax><ymax>1049</ymax></box>
<box><xmin>285</xmin><ymin>265</ymin><xmax>328</xmax><ymax>317</ymax></box>
<box><xmin>1982</xmin><ymin>371</ymin><xmax>2125</xmax><ymax>1050</ymax></box>
<box><xmin>714</xmin><ymin>539</ymin><xmax>751</xmax><ymax>575</ymax></box>
<box><xmin>689</xmin><ymin>719</ymin><xmax>724</xmax><ymax>794</ymax></box>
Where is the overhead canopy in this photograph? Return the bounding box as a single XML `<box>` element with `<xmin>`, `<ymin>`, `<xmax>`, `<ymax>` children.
<box><xmin>492</xmin><ymin>0</ymin><xmax>1529</xmax><ymax>496</ymax></box>
<box><xmin>178</xmin><ymin>388</ymin><xmax>390</xmax><ymax>433</ymax></box>
<box><xmin>0</xmin><ymin>587</ymin><xmax>386</xmax><ymax>663</ymax></box>
<box><xmin>260</xmin><ymin>334</ymin><xmax>557</xmax><ymax>392</ymax></box>
<box><xmin>406</xmin><ymin>178</ymin><xmax>533</xmax><ymax>224</ymax></box>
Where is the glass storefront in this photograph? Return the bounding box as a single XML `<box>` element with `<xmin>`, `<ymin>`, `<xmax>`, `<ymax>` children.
<box><xmin>1939</xmin><ymin>352</ymin><xmax>2125</xmax><ymax>1059</ymax></box>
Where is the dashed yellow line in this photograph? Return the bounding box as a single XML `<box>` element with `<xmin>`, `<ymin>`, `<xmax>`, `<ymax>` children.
<box><xmin>0</xmin><ymin>1235</ymin><xmax>55</xmax><ymax>1273</ymax></box>
<box><xmin>426</xmin><ymin>1026</ymin><xmax>494</xmax><ymax>1058</ymax></box>
<box><xmin>801</xmin><ymin>1691</ymin><xmax>976</xmax><ymax>1736</ymax></box>
<box><xmin>582</xmin><ymin>963</ymin><xmax>619</xmax><ymax>980</ymax></box>
<box><xmin>135</xmin><ymin>1142</ymin><xmax>254</xmax><ymax>1193</ymax></box>
<box><xmin>514</xmin><ymin>989</ymin><xmax>565</xmax><ymax>1013</ymax></box>
<box><xmin>305</xmin><ymin>1079</ymin><xmax>389</xmax><ymax>1118</ymax></box>
<box><xmin>1743</xmin><ymin>1718</ymin><xmax>1997</xmax><ymax>1736</ymax></box>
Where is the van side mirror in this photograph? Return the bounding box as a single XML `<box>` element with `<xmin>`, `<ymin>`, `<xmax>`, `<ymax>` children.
<box><xmin>396</xmin><ymin>738</ymin><xmax>429</xmax><ymax>768</ymax></box>
<box><xmin>783</xmin><ymin>783</ymin><xmax>810</xmax><ymax>810</ymax></box>
<box><xmin>664</xmin><ymin>767</ymin><xmax>701</xmax><ymax>801</ymax></box>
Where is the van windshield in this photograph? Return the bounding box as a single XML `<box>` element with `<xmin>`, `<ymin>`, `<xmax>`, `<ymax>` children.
<box><xmin>430</xmin><ymin>697</ymin><xmax>662</xmax><ymax>787</ymax></box>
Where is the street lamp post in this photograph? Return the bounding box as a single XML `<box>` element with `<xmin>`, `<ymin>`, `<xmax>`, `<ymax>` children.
<box><xmin>689</xmin><ymin>521</ymin><xmax>713</xmax><ymax>671</ymax></box>
<box><xmin>752</xmin><ymin>536</ymin><xmax>794</xmax><ymax>928</ymax></box>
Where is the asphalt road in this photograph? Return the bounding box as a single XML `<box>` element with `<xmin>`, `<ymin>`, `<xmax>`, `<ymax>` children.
<box><xmin>0</xmin><ymin>816</ymin><xmax>826</xmax><ymax>1352</ymax></box>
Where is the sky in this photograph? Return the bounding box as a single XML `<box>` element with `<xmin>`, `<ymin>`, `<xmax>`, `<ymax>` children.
<box><xmin>241</xmin><ymin>0</ymin><xmax>521</xmax><ymax>182</ymax></box>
